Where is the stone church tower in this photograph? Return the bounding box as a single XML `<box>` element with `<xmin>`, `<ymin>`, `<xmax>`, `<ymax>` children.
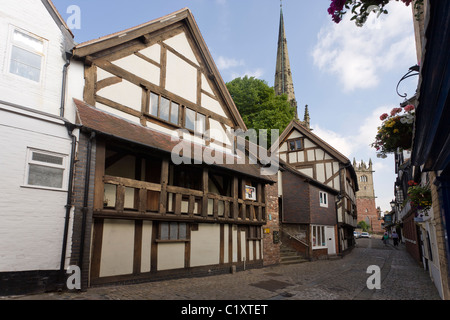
<box><xmin>274</xmin><ymin>1</ymin><xmax>310</xmax><ymax>129</ymax></box>
<box><xmin>354</xmin><ymin>159</ymin><xmax>383</xmax><ymax>233</ymax></box>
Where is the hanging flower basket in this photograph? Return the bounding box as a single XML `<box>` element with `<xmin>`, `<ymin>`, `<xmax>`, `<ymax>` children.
<box><xmin>372</xmin><ymin>105</ymin><xmax>415</xmax><ymax>158</ymax></box>
<box><xmin>327</xmin><ymin>0</ymin><xmax>424</xmax><ymax>26</ymax></box>
<box><xmin>407</xmin><ymin>180</ymin><xmax>432</xmax><ymax>215</ymax></box>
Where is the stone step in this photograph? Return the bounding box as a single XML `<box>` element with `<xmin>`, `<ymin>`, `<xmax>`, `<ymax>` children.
<box><xmin>280</xmin><ymin>245</ymin><xmax>308</xmax><ymax>265</ymax></box>
<box><xmin>280</xmin><ymin>255</ymin><xmax>308</xmax><ymax>265</ymax></box>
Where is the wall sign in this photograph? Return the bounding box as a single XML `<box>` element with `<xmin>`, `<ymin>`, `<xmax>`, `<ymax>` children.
<box><xmin>245</xmin><ymin>185</ymin><xmax>256</xmax><ymax>200</ymax></box>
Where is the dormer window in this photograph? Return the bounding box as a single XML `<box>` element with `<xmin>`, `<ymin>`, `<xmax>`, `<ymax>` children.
<box><xmin>288</xmin><ymin>138</ymin><xmax>303</xmax><ymax>151</ymax></box>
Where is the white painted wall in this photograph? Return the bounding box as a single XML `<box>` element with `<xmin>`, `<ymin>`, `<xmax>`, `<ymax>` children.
<box><xmin>0</xmin><ymin>0</ymin><xmax>69</xmax><ymax>116</ymax></box>
<box><xmin>190</xmin><ymin>224</ymin><xmax>220</xmax><ymax>267</ymax></box>
<box><xmin>0</xmin><ymin>107</ymin><xmax>72</xmax><ymax>271</ymax></box>
<box><xmin>64</xmin><ymin>60</ymin><xmax>84</xmax><ymax>123</ymax></box>
<box><xmin>165</xmin><ymin>50</ymin><xmax>197</xmax><ymax>103</ymax></box>
<box><xmin>0</xmin><ymin>1</ymin><xmax>76</xmax><ymax>273</ymax></box>
<box><xmin>99</xmin><ymin>219</ymin><xmax>135</xmax><ymax>277</ymax></box>
<box><xmin>158</xmin><ymin>242</ymin><xmax>185</xmax><ymax>271</ymax></box>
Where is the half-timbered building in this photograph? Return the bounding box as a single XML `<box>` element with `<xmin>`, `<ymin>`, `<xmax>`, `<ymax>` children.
<box><xmin>68</xmin><ymin>8</ymin><xmax>275</xmax><ymax>288</ymax></box>
<box><xmin>278</xmin><ymin>120</ymin><xmax>359</xmax><ymax>255</ymax></box>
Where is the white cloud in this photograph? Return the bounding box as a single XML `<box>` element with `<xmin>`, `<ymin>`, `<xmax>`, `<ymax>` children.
<box><xmin>312</xmin><ymin>2</ymin><xmax>416</xmax><ymax>92</ymax></box>
<box><xmin>231</xmin><ymin>68</ymin><xmax>264</xmax><ymax>80</ymax></box>
<box><xmin>311</xmin><ymin>104</ymin><xmax>399</xmax><ymax>212</ymax></box>
<box><xmin>312</xmin><ymin>105</ymin><xmax>394</xmax><ymax>159</ymax></box>
<box><xmin>310</xmin><ymin>124</ymin><xmax>353</xmax><ymax>158</ymax></box>
<box><xmin>214</xmin><ymin>55</ymin><xmax>264</xmax><ymax>81</ymax></box>
<box><xmin>216</xmin><ymin>56</ymin><xmax>245</xmax><ymax>70</ymax></box>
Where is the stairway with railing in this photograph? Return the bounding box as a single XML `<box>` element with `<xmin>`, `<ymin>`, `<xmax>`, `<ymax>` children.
<box><xmin>279</xmin><ymin>229</ymin><xmax>309</xmax><ymax>265</ymax></box>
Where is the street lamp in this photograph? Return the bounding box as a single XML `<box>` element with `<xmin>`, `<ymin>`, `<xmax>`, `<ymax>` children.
<box><xmin>390</xmin><ymin>200</ymin><xmax>396</xmax><ymax>210</ymax></box>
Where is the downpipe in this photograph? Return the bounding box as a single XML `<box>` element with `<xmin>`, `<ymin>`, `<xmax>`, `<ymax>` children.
<box><xmin>78</xmin><ymin>132</ymin><xmax>96</xmax><ymax>280</ymax></box>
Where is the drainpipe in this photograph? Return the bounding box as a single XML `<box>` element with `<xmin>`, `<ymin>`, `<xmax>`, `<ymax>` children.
<box><xmin>59</xmin><ymin>123</ymin><xmax>78</xmax><ymax>280</ymax></box>
<box><xmin>57</xmin><ymin>51</ymin><xmax>75</xmax><ymax>289</ymax></box>
<box><xmin>60</xmin><ymin>52</ymin><xmax>72</xmax><ymax>118</ymax></box>
<box><xmin>335</xmin><ymin>195</ymin><xmax>342</xmax><ymax>255</ymax></box>
<box><xmin>78</xmin><ymin>132</ymin><xmax>95</xmax><ymax>274</ymax></box>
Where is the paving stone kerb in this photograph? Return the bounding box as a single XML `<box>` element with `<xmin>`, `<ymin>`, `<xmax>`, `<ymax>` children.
<box><xmin>3</xmin><ymin>237</ymin><xmax>441</xmax><ymax>300</ymax></box>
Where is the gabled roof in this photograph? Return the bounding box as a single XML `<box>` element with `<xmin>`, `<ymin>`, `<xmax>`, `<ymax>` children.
<box><xmin>72</xmin><ymin>8</ymin><xmax>247</xmax><ymax>130</ymax></box>
<box><xmin>42</xmin><ymin>0</ymin><xmax>74</xmax><ymax>39</ymax></box>
<box><xmin>74</xmin><ymin>99</ymin><xmax>274</xmax><ymax>183</ymax></box>
<box><xmin>279</xmin><ymin>160</ymin><xmax>339</xmax><ymax>195</ymax></box>
<box><xmin>279</xmin><ymin>119</ymin><xmax>359</xmax><ymax>190</ymax></box>
<box><xmin>280</xmin><ymin>119</ymin><xmax>350</xmax><ymax>164</ymax></box>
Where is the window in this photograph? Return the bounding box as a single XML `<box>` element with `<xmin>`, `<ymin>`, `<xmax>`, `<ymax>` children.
<box><xmin>288</xmin><ymin>139</ymin><xmax>303</xmax><ymax>151</ymax></box>
<box><xmin>312</xmin><ymin>225</ymin><xmax>326</xmax><ymax>249</ymax></box>
<box><xmin>25</xmin><ymin>149</ymin><xmax>67</xmax><ymax>190</ymax></box>
<box><xmin>148</xmin><ymin>92</ymin><xmax>180</xmax><ymax>125</ymax></box>
<box><xmin>248</xmin><ymin>226</ymin><xmax>262</xmax><ymax>240</ymax></box>
<box><xmin>9</xmin><ymin>29</ymin><xmax>45</xmax><ymax>82</ymax></box>
<box><xmin>360</xmin><ymin>175</ymin><xmax>368</xmax><ymax>183</ymax></box>
<box><xmin>319</xmin><ymin>191</ymin><xmax>328</xmax><ymax>207</ymax></box>
<box><xmin>185</xmin><ymin>107</ymin><xmax>206</xmax><ymax>134</ymax></box>
<box><xmin>158</xmin><ymin>222</ymin><xmax>188</xmax><ymax>241</ymax></box>
<box><xmin>147</xmin><ymin>92</ymin><xmax>206</xmax><ymax>133</ymax></box>
<box><xmin>170</xmin><ymin>164</ymin><xmax>203</xmax><ymax>191</ymax></box>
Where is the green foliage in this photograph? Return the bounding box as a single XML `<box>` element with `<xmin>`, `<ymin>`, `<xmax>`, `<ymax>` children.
<box><xmin>226</xmin><ymin>76</ymin><xmax>295</xmax><ymax>146</ymax></box>
<box><xmin>357</xmin><ymin>220</ymin><xmax>371</xmax><ymax>232</ymax></box>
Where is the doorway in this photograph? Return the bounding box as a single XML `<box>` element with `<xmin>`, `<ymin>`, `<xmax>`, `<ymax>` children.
<box><xmin>326</xmin><ymin>226</ymin><xmax>336</xmax><ymax>255</ymax></box>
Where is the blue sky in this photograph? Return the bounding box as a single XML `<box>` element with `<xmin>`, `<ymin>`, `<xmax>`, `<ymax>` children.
<box><xmin>53</xmin><ymin>0</ymin><xmax>419</xmax><ymax>212</ymax></box>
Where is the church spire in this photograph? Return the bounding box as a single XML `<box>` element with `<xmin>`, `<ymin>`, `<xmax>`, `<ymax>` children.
<box><xmin>274</xmin><ymin>0</ymin><xmax>298</xmax><ymax>120</ymax></box>
<box><xmin>303</xmin><ymin>105</ymin><xmax>310</xmax><ymax>129</ymax></box>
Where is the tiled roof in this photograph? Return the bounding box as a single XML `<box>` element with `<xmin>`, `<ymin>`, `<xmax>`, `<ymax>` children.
<box><xmin>74</xmin><ymin>99</ymin><xmax>274</xmax><ymax>183</ymax></box>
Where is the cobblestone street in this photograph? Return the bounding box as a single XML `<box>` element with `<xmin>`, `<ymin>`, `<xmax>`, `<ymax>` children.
<box><xmin>3</xmin><ymin>236</ymin><xmax>441</xmax><ymax>301</ymax></box>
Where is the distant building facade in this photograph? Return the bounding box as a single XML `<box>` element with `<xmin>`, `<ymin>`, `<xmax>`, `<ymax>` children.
<box><xmin>354</xmin><ymin>159</ymin><xmax>383</xmax><ymax>233</ymax></box>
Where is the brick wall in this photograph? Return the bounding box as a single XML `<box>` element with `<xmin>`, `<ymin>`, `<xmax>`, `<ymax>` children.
<box><xmin>403</xmin><ymin>213</ymin><xmax>422</xmax><ymax>265</ymax></box>
<box><xmin>309</xmin><ymin>186</ymin><xmax>336</xmax><ymax>226</ymax></box>
<box><xmin>281</xmin><ymin>170</ymin><xmax>310</xmax><ymax>224</ymax></box>
<box><xmin>263</xmin><ymin>175</ymin><xmax>280</xmax><ymax>266</ymax></box>
<box><xmin>357</xmin><ymin>198</ymin><xmax>383</xmax><ymax>233</ymax></box>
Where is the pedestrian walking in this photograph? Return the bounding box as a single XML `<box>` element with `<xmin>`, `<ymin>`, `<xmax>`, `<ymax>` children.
<box><xmin>392</xmin><ymin>230</ymin><xmax>399</xmax><ymax>247</ymax></box>
<box><xmin>382</xmin><ymin>232</ymin><xmax>389</xmax><ymax>246</ymax></box>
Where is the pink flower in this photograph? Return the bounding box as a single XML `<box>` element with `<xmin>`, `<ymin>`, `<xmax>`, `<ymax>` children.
<box><xmin>390</xmin><ymin>108</ymin><xmax>402</xmax><ymax>116</ymax></box>
<box><xmin>404</xmin><ymin>105</ymin><xmax>415</xmax><ymax>112</ymax></box>
<box><xmin>380</xmin><ymin>113</ymin><xmax>389</xmax><ymax>121</ymax></box>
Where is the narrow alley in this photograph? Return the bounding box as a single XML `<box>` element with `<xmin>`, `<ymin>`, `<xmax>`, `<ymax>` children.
<box><xmin>3</xmin><ymin>236</ymin><xmax>441</xmax><ymax>301</ymax></box>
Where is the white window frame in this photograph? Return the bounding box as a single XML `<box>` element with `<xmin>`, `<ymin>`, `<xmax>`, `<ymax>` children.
<box><xmin>311</xmin><ymin>225</ymin><xmax>327</xmax><ymax>249</ymax></box>
<box><xmin>23</xmin><ymin>148</ymin><xmax>68</xmax><ymax>191</ymax></box>
<box><xmin>319</xmin><ymin>191</ymin><xmax>328</xmax><ymax>208</ymax></box>
<box><xmin>6</xmin><ymin>25</ymin><xmax>47</xmax><ymax>83</ymax></box>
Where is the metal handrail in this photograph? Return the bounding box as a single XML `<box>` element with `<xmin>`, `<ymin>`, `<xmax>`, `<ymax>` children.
<box><xmin>280</xmin><ymin>228</ymin><xmax>309</xmax><ymax>247</ymax></box>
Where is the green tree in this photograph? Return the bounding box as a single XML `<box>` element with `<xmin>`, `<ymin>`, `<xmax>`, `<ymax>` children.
<box><xmin>357</xmin><ymin>221</ymin><xmax>371</xmax><ymax>232</ymax></box>
<box><xmin>226</xmin><ymin>76</ymin><xmax>295</xmax><ymax>146</ymax></box>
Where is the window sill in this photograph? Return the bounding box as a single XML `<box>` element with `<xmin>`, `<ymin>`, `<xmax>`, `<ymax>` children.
<box><xmin>143</xmin><ymin>112</ymin><xmax>181</xmax><ymax>129</ymax></box>
<box><xmin>155</xmin><ymin>239</ymin><xmax>190</xmax><ymax>243</ymax></box>
<box><xmin>20</xmin><ymin>185</ymin><xmax>68</xmax><ymax>192</ymax></box>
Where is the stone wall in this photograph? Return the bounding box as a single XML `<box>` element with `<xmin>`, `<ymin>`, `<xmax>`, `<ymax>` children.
<box><xmin>262</xmin><ymin>176</ymin><xmax>280</xmax><ymax>266</ymax></box>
